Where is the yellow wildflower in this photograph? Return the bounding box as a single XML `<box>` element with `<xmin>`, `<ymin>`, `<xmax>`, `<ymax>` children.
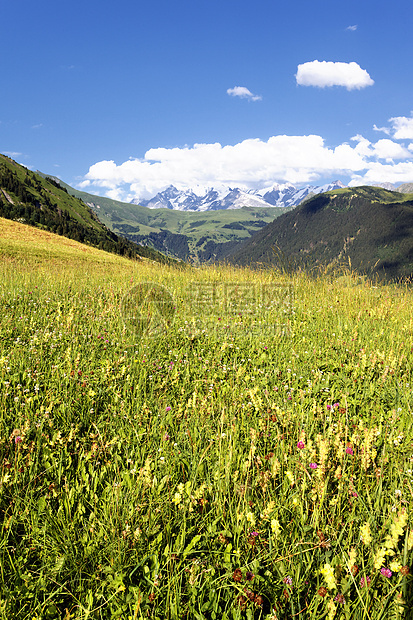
<box><xmin>286</xmin><ymin>470</ymin><xmax>294</xmax><ymax>485</ymax></box>
<box><xmin>348</xmin><ymin>547</ymin><xmax>357</xmax><ymax>568</ymax></box>
<box><xmin>327</xmin><ymin>599</ymin><xmax>337</xmax><ymax>620</ymax></box>
<box><xmin>260</xmin><ymin>500</ymin><xmax>276</xmax><ymax>521</ymax></box>
<box><xmin>390</xmin><ymin>560</ymin><xmax>402</xmax><ymax>573</ymax></box>
<box><xmin>173</xmin><ymin>492</ymin><xmax>182</xmax><ymax>505</ymax></box>
<box><xmin>373</xmin><ymin>547</ymin><xmax>387</xmax><ymax>570</ymax></box>
<box><xmin>320</xmin><ymin>563</ymin><xmax>336</xmax><ymax>590</ymax></box>
<box><xmin>271</xmin><ymin>519</ymin><xmax>281</xmax><ymax>537</ymax></box>
<box><xmin>246</xmin><ymin>511</ymin><xmax>256</xmax><ymax>527</ymax></box>
<box><xmin>360</xmin><ymin>522</ymin><xmax>372</xmax><ymax>545</ymax></box>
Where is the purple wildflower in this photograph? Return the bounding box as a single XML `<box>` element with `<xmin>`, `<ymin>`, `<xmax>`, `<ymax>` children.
<box><xmin>346</xmin><ymin>446</ymin><xmax>354</xmax><ymax>455</ymax></box>
<box><xmin>334</xmin><ymin>593</ymin><xmax>345</xmax><ymax>604</ymax></box>
<box><xmin>309</xmin><ymin>463</ymin><xmax>318</xmax><ymax>469</ymax></box>
<box><xmin>380</xmin><ymin>567</ymin><xmax>392</xmax><ymax>578</ymax></box>
<box><xmin>297</xmin><ymin>441</ymin><xmax>305</xmax><ymax>449</ymax></box>
<box><xmin>165</xmin><ymin>406</ymin><xmax>171</xmax><ymax>412</ymax></box>
<box><xmin>360</xmin><ymin>576</ymin><xmax>371</xmax><ymax>588</ymax></box>
<box><xmin>283</xmin><ymin>576</ymin><xmax>293</xmax><ymax>586</ymax></box>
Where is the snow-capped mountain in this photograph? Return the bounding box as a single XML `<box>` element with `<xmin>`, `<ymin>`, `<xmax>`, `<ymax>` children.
<box><xmin>133</xmin><ymin>181</ymin><xmax>346</xmax><ymax>211</ymax></box>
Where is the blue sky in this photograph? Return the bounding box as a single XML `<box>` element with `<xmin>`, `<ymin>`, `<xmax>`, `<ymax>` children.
<box><xmin>1</xmin><ymin>0</ymin><xmax>413</xmax><ymax>200</ymax></box>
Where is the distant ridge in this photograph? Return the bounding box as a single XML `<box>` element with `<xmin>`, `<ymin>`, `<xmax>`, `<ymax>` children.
<box><xmin>226</xmin><ymin>185</ymin><xmax>413</xmax><ymax>281</ymax></box>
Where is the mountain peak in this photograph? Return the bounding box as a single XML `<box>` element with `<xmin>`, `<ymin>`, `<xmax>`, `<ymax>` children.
<box><xmin>132</xmin><ymin>181</ymin><xmax>346</xmax><ymax>211</ymax></box>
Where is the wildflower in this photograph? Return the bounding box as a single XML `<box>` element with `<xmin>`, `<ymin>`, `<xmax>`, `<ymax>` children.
<box><xmin>246</xmin><ymin>571</ymin><xmax>255</xmax><ymax>581</ymax></box>
<box><xmin>347</xmin><ymin>548</ymin><xmax>358</xmax><ymax>575</ymax></box>
<box><xmin>237</xmin><ymin>595</ymin><xmax>247</xmax><ymax>609</ymax></box>
<box><xmin>246</xmin><ymin>511</ymin><xmax>256</xmax><ymax>527</ymax></box>
<box><xmin>327</xmin><ymin>599</ymin><xmax>337</xmax><ymax>620</ymax></box>
<box><xmin>380</xmin><ymin>567</ymin><xmax>392</xmax><ymax>578</ymax></box>
<box><xmin>373</xmin><ymin>547</ymin><xmax>387</xmax><ymax>570</ymax></box>
<box><xmin>165</xmin><ymin>406</ymin><xmax>171</xmax><ymax>411</ymax></box>
<box><xmin>390</xmin><ymin>561</ymin><xmax>402</xmax><ymax>573</ymax></box>
<box><xmin>297</xmin><ymin>441</ymin><xmax>305</xmax><ymax>449</ymax></box>
<box><xmin>271</xmin><ymin>519</ymin><xmax>281</xmax><ymax>537</ymax></box>
<box><xmin>345</xmin><ymin>446</ymin><xmax>354</xmax><ymax>455</ymax></box>
<box><xmin>360</xmin><ymin>575</ymin><xmax>371</xmax><ymax>588</ymax></box>
<box><xmin>320</xmin><ymin>563</ymin><xmax>336</xmax><ymax>590</ymax></box>
<box><xmin>254</xmin><ymin>595</ymin><xmax>264</xmax><ymax>606</ymax></box>
<box><xmin>233</xmin><ymin>568</ymin><xmax>242</xmax><ymax>582</ymax></box>
<box><xmin>400</xmin><ymin>566</ymin><xmax>410</xmax><ymax>576</ymax></box>
<box><xmin>309</xmin><ymin>462</ymin><xmax>318</xmax><ymax>469</ymax></box>
<box><xmin>15</xmin><ymin>436</ymin><xmax>22</xmax><ymax>444</ymax></box>
<box><xmin>334</xmin><ymin>593</ymin><xmax>345</xmax><ymax>604</ymax></box>
<box><xmin>383</xmin><ymin>510</ymin><xmax>408</xmax><ymax>554</ymax></box>
<box><xmin>394</xmin><ymin>489</ymin><xmax>402</xmax><ymax>497</ymax></box>
<box><xmin>360</xmin><ymin>522</ymin><xmax>372</xmax><ymax>545</ymax></box>
<box><xmin>318</xmin><ymin>587</ymin><xmax>327</xmax><ymax>597</ymax></box>
<box><xmin>260</xmin><ymin>500</ymin><xmax>275</xmax><ymax>520</ymax></box>
<box><xmin>283</xmin><ymin>576</ymin><xmax>293</xmax><ymax>586</ymax></box>
<box><xmin>286</xmin><ymin>470</ymin><xmax>295</xmax><ymax>485</ymax></box>
<box><xmin>173</xmin><ymin>492</ymin><xmax>182</xmax><ymax>505</ymax></box>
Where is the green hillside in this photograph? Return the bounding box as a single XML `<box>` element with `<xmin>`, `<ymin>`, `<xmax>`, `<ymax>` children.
<box><xmin>0</xmin><ymin>155</ymin><xmax>179</xmax><ymax>266</ymax></box>
<box><xmin>52</xmin><ymin>180</ymin><xmax>291</xmax><ymax>262</ymax></box>
<box><xmin>227</xmin><ymin>186</ymin><xmax>413</xmax><ymax>281</ymax></box>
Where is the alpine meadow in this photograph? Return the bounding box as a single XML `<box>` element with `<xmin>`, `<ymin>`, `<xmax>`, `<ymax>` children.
<box><xmin>0</xmin><ymin>216</ymin><xmax>412</xmax><ymax>619</ymax></box>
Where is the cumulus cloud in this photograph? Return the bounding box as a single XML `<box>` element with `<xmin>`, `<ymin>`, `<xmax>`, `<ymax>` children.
<box><xmin>346</xmin><ymin>25</ymin><xmax>358</xmax><ymax>31</ymax></box>
<box><xmin>227</xmin><ymin>86</ymin><xmax>262</xmax><ymax>101</ymax></box>
<box><xmin>389</xmin><ymin>114</ymin><xmax>413</xmax><ymax>139</ymax></box>
<box><xmin>296</xmin><ymin>60</ymin><xmax>374</xmax><ymax>90</ymax></box>
<box><xmin>79</xmin><ymin>128</ymin><xmax>413</xmax><ymax>201</ymax></box>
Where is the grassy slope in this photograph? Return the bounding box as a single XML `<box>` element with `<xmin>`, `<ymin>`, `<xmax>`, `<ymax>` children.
<box><xmin>0</xmin><ymin>243</ymin><xmax>412</xmax><ymax>619</ymax></box>
<box><xmin>0</xmin><ymin>216</ymin><xmax>142</xmax><ymax>268</ymax></box>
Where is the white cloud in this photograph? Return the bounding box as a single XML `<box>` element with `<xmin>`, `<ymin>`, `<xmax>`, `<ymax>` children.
<box><xmin>389</xmin><ymin>114</ymin><xmax>413</xmax><ymax>139</ymax></box>
<box><xmin>227</xmin><ymin>86</ymin><xmax>262</xmax><ymax>101</ymax></box>
<box><xmin>346</xmin><ymin>25</ymin><xmax>358</xmax><ymax>31</ymax></box>
<box><xmin>296</xmin><ymin>60</ymin><xmax>374</xmax><ymax>90</ymax></box>
<box><xmin>349</xmin><ymin>161</ymin><xmax>413</xmax><ymax>186</ymax></box>
<box><xmin>80</xmin><ymin>128</ymin><xmax>413</xmax><ymax>201</ymax></box>
<box><xmin>373</xmin><ymin>124</ymin><xmax>391</xmax><ymax>135</ymax></box>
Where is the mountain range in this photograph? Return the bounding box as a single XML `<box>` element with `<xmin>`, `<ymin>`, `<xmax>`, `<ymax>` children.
<box><xmin>134</xmin><ymin>181</ymin><xmax>346</xmax><ymax>211</ymax></box>
<box><xmin>3</xmin><ymin>153</ymin><xmax>413</xmax><ymax>279</ymax></box>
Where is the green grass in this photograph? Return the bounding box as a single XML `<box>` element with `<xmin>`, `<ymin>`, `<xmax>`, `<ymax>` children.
<box><xmin>0</xmin><ymin>236</ymin><xmax>412</xmax><ymax>619</ymax></box>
